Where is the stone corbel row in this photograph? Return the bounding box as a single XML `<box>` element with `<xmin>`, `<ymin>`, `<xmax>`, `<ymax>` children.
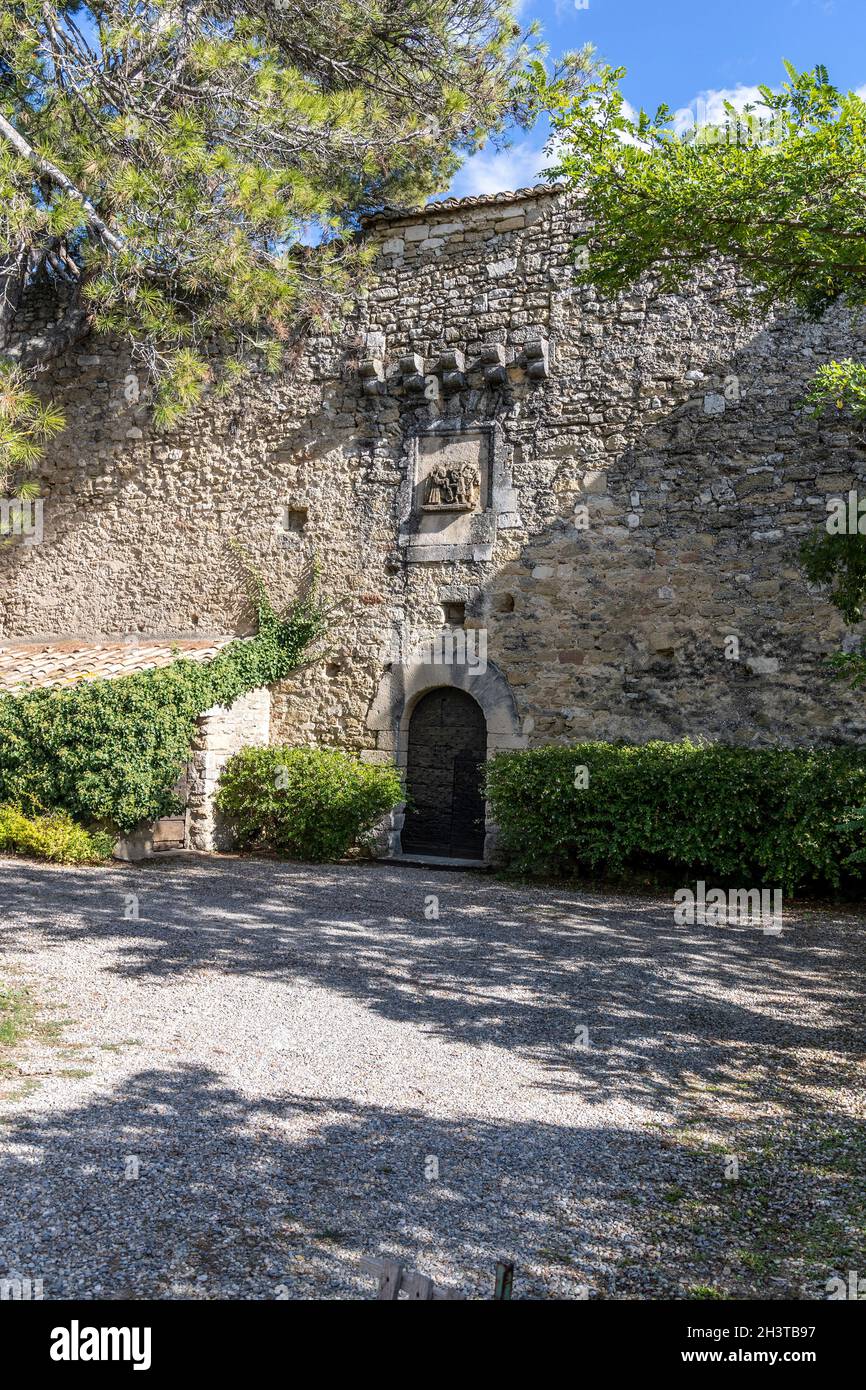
<box><xmin>358</xmin><ymin>338</ymin><xmax>550</xmax><ymax>397</ymax></box>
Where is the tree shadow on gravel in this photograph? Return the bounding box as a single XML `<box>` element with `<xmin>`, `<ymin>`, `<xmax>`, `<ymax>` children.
<box><xmin>0</xmin><ymin>1062</ymin><xmax>859</xmax><ymax>1301</ymax></box>
<box><xmin>1</xmin><ymin>856</ymin><xmax>865</xmax><ymax>1123</ymax></box>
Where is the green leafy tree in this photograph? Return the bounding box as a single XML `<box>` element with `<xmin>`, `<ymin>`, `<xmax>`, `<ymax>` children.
<box><xmin>0</xmin><ymin>1</ymin><xmax>587</xmax><ymax>485</ymax></box>
<box><xmin>546</xmin><ymin>61</ymin><xmax>866</xmax><ymax>671</ymax></box>
<box><xmin>547</xmin><ymin>61</ymin><xmax>866</xmax><ymax>317</ymax></box>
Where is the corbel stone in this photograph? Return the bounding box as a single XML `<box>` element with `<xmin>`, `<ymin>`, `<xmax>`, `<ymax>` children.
<box><xmin>524</xmin><ymin>338</ymin><xmax>550</xmax><ymax>380</ymax></box>
<box><xmin>438</xmin><ymin>349</ymin><xmax>466</xmax><ymax>393</ymax></box>
<box><xmin>480</xmin><ymin>342</ymin><xmax>507</xmax><ymax>386</ymax></box>
<box><xmin>481</xmin><ymin>343</ymin><xmax>506</xmax><ymax>364</ymax></box>
<box><xmin>359</xmin><ymin>357</ymin><xmax>385</xmax><ymax>396</ymax></box>
<box><xmin>399</xmin><ymin>352</ymin><xmax>427</xmax><ymax>394</ymax></box>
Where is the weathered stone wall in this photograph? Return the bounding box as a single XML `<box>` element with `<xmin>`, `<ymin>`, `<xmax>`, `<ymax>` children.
<box><xmin>3</xmin><ymin>185</ymin><xmax>866</xmax><ymax>756</ymax></box>
<box><xmin>187</xmin><ymin>687</ymin><xmax>272</xmax><ymax>851</ymax></box>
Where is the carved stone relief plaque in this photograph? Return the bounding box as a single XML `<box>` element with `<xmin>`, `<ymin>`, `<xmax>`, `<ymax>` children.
<box><xmin>399</xmin><ymin>423</ymin><xmax>515</xmax><ymax>563</ymax></box>
<box><xmin>413</xmin><ymin>429</ymin><xmax>488</xmax><ymax>546</ymax></box>
<box><xmin>422</xmin><ymin>461</ymin><xmax>480</xmax><ymax>511</ymax></box>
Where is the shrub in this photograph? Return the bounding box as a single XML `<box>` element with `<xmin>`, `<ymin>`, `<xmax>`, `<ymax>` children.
<box><xmin>0</xmin><ymin>806</ymin><xmax>114</xmax><ymax>865</ymax></box>
<box><xmin>0</xmin><ymin>571</ymin><xmax>324</xmax><ymax>833</ymax></box>
<box><xmin>485</xmin><ymin>740</ymin><xmax>866</xmax><ymax>892</ymax></box>
<box><xmin>215</xmin><ymin>745</ymin><xmax>404</xmax><ymax>861</ymax></box>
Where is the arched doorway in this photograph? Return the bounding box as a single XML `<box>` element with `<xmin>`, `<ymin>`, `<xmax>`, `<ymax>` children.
<box><xmin>401</xmin><ymin>688</ymin><xmax>487</xmax><ymax>858</ymax></box>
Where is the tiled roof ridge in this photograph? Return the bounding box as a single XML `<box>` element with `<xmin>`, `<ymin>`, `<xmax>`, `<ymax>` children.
<box><xmin>0</xmin><ymin>635</ymin><xmax>233</xmax><ymax>650</ymax></box>
<box><xmin>0</xmin><ymin>635</ymin><xmax>239</xmax><ymax>693</ymax></box>
<box><xmin>362</xmin><ymin>182</ymin><xmax>565</xmax><ymax>226</ymax></box>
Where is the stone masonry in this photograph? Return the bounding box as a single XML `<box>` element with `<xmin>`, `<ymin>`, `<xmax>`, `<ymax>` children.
<box><xmin>187</xmin><ymin>687</ymin><xmax>272</xmax><ymax>851</ymax></box>
<box><xmin>3</xmin><ymin>182</ymin><xmax>866</xmax><ymax>802</ymax></box>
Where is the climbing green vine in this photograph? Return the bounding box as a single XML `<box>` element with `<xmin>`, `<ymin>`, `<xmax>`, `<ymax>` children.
<box><xmin>0</xmin><ymin>571</ymin><xmax>325</xmax><ymax>833</ymax></box>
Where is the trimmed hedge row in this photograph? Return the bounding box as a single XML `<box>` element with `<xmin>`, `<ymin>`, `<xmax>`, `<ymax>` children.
<box><xmin>485</xmin><ymin>740</ymin><xmax>866</xmax><ymax>892</ymax></box>
<box><xmin>215</xmin><ymin>745</ymin><xmax>403</xmax><ymax>861</ymax></box>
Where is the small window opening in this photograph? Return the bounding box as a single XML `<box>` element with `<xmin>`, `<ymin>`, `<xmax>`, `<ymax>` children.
<box><xmin>442</xmin><ymin>601</ymin><xmax>466</xmax><ymax>627</ymax></box>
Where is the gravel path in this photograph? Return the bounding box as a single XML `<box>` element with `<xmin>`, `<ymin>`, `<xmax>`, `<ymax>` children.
<box><xmin>1</xmin><ymin>854</ymin><xmax>864</xmax><ymax>1300</ymax></box>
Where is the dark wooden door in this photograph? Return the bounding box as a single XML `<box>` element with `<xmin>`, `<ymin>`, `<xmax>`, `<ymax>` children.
<box><xmin>401</xmin><ymin>688</ymin><xmax>487</xmax><ymax>858</ymax></box>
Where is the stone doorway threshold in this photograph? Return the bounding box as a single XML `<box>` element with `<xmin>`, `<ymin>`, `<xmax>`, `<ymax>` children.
<box><xmin>380</xmin><ymin>852</ymin><xmax>491</xmax><ymax>871</ymax></box>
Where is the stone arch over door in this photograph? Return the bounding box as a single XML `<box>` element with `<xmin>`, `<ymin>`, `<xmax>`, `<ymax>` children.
<box><xmin>366</xmin><ymin>658</ymin><xmax>527</xmax><ymax>861</ymax></box>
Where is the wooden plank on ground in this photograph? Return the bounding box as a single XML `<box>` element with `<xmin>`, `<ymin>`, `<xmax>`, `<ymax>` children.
<box><xmin>360</xmin><ymin>1256</ymin><xmax>460</xmax><ymax>1300</ymax></box>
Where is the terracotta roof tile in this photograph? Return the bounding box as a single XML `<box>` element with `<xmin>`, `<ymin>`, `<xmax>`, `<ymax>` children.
<box><xmin>0</xmin><ymin>638</ymin><xmax>235</xmax><ymax>693</ymax></box>
<box><xmin>362</xmin><ymin>182</ymin><xmax>564</xmax><ymax>227</ymax></box>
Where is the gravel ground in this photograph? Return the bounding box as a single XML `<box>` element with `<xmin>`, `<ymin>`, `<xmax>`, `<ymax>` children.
<box><xmin>1</xmin><ymin>854</ymin><xmax>864</xmax><ymax>1300</ymax></box>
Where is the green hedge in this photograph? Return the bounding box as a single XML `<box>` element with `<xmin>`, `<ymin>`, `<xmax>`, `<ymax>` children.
<box><xmin>0</xmin><ymin>806</ymin><xmax>114</xmax><ymax>865</ymax></box>
<box><xmin>0</xmin><ymin>576</ymin><xmax>324</xmax><ymax>833</ymax></box>
<box><xmin>215</xmin><ymin>745</ymin><xmax>404</xmax><ymax>861</ymax></box>
<box><xmin>485</xmin><ymin>741</ymin><xmax>866</xmax><ymax>892</ymax></box>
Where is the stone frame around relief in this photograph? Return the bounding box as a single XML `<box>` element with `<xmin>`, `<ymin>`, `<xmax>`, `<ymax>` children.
<box><xmin>397</xmin><ymin>418</ymin><xmax>521</xmax><ymax>563</ymax></box>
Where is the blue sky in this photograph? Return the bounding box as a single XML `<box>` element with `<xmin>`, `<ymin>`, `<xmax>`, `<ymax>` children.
<box><xmin>446</xmin><ymin>0</ymin><xmax>866</xmax><ymax>198</ymax></box>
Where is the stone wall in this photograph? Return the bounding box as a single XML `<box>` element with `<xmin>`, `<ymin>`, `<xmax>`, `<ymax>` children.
<box><xmin>187</xmin><ymin>688</ymin><xmax>272</xmax><ymax>851</ymax></box>
<box><xmin>3</xmin><ymin>184</ymin><xmax>866</xmax><ymax>763</ymax></box>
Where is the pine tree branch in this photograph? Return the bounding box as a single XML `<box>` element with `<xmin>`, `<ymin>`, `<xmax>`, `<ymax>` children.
<box><xmin>0</xmin><ymin>110</ymin><xmax>126</xmax><ymax>254</ymax></box>
<box><xmin>0</xmin><ymin>243</ymin><xmax>30</xmax><ymax>352</ymax></box>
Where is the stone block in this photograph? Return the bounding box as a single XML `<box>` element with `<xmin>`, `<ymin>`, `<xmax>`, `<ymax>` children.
<box><xmin>480</xmin><ymin>343</ymin><xmax>506</xmax><ymax>365</ymax></box>
<box><xmin>437</xmin><ymin>349</ymin><xmax>466</xmax><ymax>374</ymax></box>
<box><xmin>398</xmin><ymin>351</ymin><xmax>423</xmax><ymax>373</ymax></box>
<box><xmin>524</xmin><ymin>339</ymin><xmax>549</xmax><ymax>379</ymax></box>
<box><xmin>113</xmin><ymin>823</ymin><xmax>154</xmax><ymax>861</ymax></box>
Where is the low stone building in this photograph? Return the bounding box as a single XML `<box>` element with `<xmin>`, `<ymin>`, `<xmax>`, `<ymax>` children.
<box><xmin>0</xmin><ymin>639</ymin><xmax>270</xmax><ymax>857</ymax></box>
<box><xmin>2</xmin><ymin>184</ymin><xmax>865</xmax><ymax>860</ymax></box>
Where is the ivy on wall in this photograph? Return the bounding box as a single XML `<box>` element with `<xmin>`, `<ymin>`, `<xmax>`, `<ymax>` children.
<box><xmin>0</xmin><ymin>572</ymin><xmax>325</xmax><ymax>833</ymax></box>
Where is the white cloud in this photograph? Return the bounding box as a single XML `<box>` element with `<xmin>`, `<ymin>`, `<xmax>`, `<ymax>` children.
<box><xmin>444</xmin><ymin>95</ymin><xmax>642</xmax><ymax>201</ymax></box>
<box><xmin>670</xmin><ymin>84</ymin><xmax>771</xmax><ymax>137</ymax></box>
<box><xmin>446</xmin><ymin>138</ymin><xmax>551</xmax><ymax>200</ymax></box>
